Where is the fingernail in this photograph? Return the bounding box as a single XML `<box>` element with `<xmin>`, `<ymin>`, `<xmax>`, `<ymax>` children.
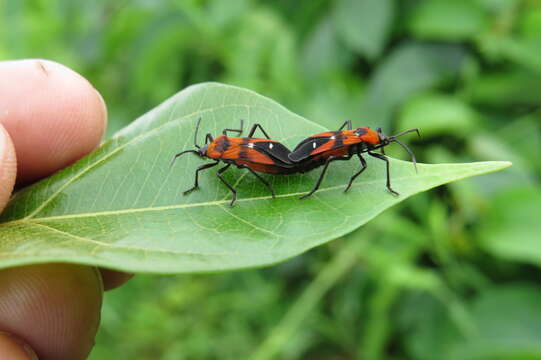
<box><xmin>0</xmin><ymin>123</ymin><xmax>17</xmax><ymax>195</ymax></box>
<box><xmin>0</xmin><ymin>124</ymin><xmax>6</xmax><ymax>156</ymax></box>
<box><xmin>93</xmin><ymin>87</ymin><xmax>108</xmax><ymax>133</ymax></box>
<box><xmin>0</xmin><ymin>331</ymin><xmax>39</xmax><ymax>360</ymax></box>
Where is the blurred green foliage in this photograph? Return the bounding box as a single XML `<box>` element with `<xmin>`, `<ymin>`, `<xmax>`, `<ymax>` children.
<box><xmin>2</xmin><ymin>0</ymin><xmax>541</xmax><ymax>358</ymax></box>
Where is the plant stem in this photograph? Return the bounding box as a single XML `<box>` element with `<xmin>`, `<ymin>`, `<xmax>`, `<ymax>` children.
<box><xmin>252</xmin><ymin>235</ymin><xmax>366</xmax><ymax>360</ymax></box>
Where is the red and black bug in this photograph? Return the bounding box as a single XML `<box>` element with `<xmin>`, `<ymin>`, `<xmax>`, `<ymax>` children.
<box><xmin>289</xmin><ymin>120</ymin><xmax>420</xmax><ymax>199</ymax></box>
<box><xmin>170</xmin><ymin>118</ymin><xmax>296</xmax><ymax>206</ymax></box>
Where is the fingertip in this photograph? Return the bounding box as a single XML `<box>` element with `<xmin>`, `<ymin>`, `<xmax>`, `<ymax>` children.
<box><xmin>0</xmin><ymin>124</ymin><xmax>17</xmax><ymax>212</ymax></box>
<box><xmin>0</xmin><ymin>59</ymin><xmax>108</xmax><ymax>183</ymax></box>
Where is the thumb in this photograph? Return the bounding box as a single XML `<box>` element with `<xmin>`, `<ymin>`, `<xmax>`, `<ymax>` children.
<box><xmin>0</xmin><ymin>124</ymin><xmax>16</xmax><ymax>212</ymax></box>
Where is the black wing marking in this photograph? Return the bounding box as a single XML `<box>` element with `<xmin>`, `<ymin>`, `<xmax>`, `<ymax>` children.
<box><xmin>292</xmin><ymin>136</ymin><xmax>316</xmax><ymax>152</ymax></box>
<box><xmin>252</xmin><ymin>141</ymin><xmax>293</xmax><ymax>165</ymax></box>
<box><xmin>288</xmin><ymin>137</ymin><xmax>331</xmax><ymax>162</ymax></box>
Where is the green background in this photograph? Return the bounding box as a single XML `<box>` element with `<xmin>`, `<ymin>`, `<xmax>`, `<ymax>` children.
<box><xmin>2</xmin><ymin>0</ymin><xmax>541</xmax><ymax>359</ymax></box>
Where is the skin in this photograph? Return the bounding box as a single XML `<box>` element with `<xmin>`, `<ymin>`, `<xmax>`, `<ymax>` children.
<box><xmin>0</xmin><ymin>59</ymin><xmax>133</xmax><ymax>359</ymax></box>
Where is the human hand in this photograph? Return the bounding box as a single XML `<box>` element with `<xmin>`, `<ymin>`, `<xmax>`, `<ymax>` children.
<box><xmin>0</xmin><ymin>59</ymin><xmax>132</xmax><ymax>360</ymax></box>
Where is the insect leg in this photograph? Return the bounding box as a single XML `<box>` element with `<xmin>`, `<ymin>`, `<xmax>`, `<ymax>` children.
<box><xmin>368</xmin><ymin>151</ymin><xmax>399</xmax><ymax>196</ymax></box>
<box><xmin>183</xmin><ymin>161</ymin><xmax>219</xmax><ymax>195</ymax></box>
<box><xmin>216</xmin><ymin>163</ymin><xmax>237</xmax><ymax>206</ymax></box>
<box><xmin>344</xmin><ymin>153</ymin><xmax>367</xmax><ymax>192</ymax></box>
<box><xmin>239</xmin><ymin>165</ymin><xmax>276</xmax><ymax>199</ymax></box>
<box><xmin>337</xmin><ymin>120</ymin><xmax>352</xmax><ymax>131</ymax></box>
<box><xmin>247</xmin><ymin>123</ymin><xmax>271</xmax><ymax>139</ymax></box>
<box><xmin>205</xmin><ymin>133</ymin><xmax>214</xmax><ymax>144</ymax></box>
<box><xmin>223</xmin><ymin>119</ymin><xmax>244</xmax><ymax>136</ymax></box>
<box><xmin>300</xmin><ymin>155</ymin><xmax>351</xmax><ymax>200</ymax></box>
<box><xmin>170</xmin><ymin>150</ymin><xmax>200</xmax><ymax>168</ymax></box>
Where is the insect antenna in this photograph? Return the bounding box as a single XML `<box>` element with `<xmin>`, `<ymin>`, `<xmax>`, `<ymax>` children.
<box><xmin>170</xmin><ymin>118</ymin><xmax>204</xmax><ymax>169</ymax></box>
<box><xmin>390</xmin><ymin>128</ymin><xmax>420</xmax><ymax>139</ymax></box>
<box><xmin>194</xmin><ymin>117</ymin><xmax>202</xmax><ymax>149</ymax></box>
<box><xmin>392</xmin><ymin>139</ymin><xmax>418</xmax><ymax>173</ymax></box>
<box><xmin>170</xmin><ymin>150</ymin><xmax>200</xmax><ymax>168</ymax></box>
<box><xmin>386</xmin><ymin>128</ymin><xmax>420</xmax><ymax>172</ymax></box>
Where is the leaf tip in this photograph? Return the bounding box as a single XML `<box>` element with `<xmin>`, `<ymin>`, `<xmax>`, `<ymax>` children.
<box><xmin>493</xmin><ymin>160</ymin><xmax>513</xmax><ymax>170</ymax></box>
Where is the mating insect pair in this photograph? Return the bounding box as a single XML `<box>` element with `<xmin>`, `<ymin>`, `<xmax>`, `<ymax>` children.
<box><xmin>171</xmin><ymin>118</ymin><xmax>419</xmax><ymax>206</ymax></box>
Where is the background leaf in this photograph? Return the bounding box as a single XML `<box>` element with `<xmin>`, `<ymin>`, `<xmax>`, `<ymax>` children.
<box><xmin>398</xmin><ymin>93</ymin><xmax>479</xmax><ymax>137</ymax></box>
<box><xmin>479</xmin><ymin>186</ymin><xmax>541</xmax><ymax>266</ymax></box>
<box><xmin>359</xmin><ymin>42</ymin><xmax>465</xmax><ymax>129</ymax></box>
<box><xmin>407</xmin><ymin>0</ymin><xmax>489</xmax><ymax>40</ymax></box>
<box><xmin>333</xmin><ymin>0</ymin><xmax>394</xmax><ymax>60</ymax></box>
<box><xmin>401</xmin><ymin>284</ymin><xmax>541</xmax><ymax>360</ymax></box>
<box><xmin>0</xmin><ymin>83</ymin><xmax>509</xmax><ymax>273</ymax></box>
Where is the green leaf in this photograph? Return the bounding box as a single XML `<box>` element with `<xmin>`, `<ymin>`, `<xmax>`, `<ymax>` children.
<box><xmin>469</xmin><ymin>70</ymin><xmax>541</xmax><ymax>106</ymax></box>
<box><xmin>498</xmin><ymin>38</ymin><xmax>541</xmax><ymax>74</ymax></box>
<box><xmin>402</xmin><ymin>284</ymin><xmax>541</xmax><ymax>360</ymax></box>
<box><xmin>479</xmin><ymin>186</ymin><xmax>541</xmax><ymax>267</ymax></box>
<box><xmin>301</xmin><ymin>17</ymin><xmax>351</xmax><ymax>77</ymax></box>
<box><xmin>0</xmin><ymin>83</ymin><xmax>510</xmax><ymax>273</ymax></box>
<box><xmin>332</xmin><ymin>0</ymin><xmax>394</xmax><ymax>59</ymax></box>
<box><xmin>407</xmin><ymin>0</ymin><xmax>488</xmax><ymax>41</ymax></box>
<box><xmin>520</xmin><ymin>7</ymin><xmax>541</xmax><ymax>39</ymax></box>
<box><xmin>360</xmin><ymin>42</ymin><xmax>465</xmax><ymax>129</ymax></box>
<box><xmin>398</xmin><ymin>93</ymin><xmax>479</xmax><ymax>137</ymax></box>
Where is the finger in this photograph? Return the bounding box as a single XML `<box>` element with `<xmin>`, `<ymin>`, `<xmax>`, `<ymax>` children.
<box><xmin>0</xmin><ymin>263</ymin><xmax>103</xmax><ymax>360</ymax></box>
<box><xmin>0</xmin><ymin>59</ymin><xmax>107</xmax><ymax>184</ymax></box>
<box><xmin>0</xmin><ymin>124</ymin><xmax>16</xmax><ymax>212</ymax></box>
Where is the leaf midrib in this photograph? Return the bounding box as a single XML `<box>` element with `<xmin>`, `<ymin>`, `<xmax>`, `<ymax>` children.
<box><xmin>0</xmin><ymin>161</ymin><xmax>509</xmax><ymax>227</ymax></box>
<box><xmin>7</xmin><ymin>179</ymin><xmax>377</xmax><ymax>225</ymax></box>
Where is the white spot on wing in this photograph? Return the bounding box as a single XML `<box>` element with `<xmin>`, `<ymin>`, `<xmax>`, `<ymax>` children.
<box><xmin>330</xmin><ymin>136</ymin><xmax>336</xmax><ymax>140</ymax></box>
<box><xmin>269</xmin><ymin>143</ymin><xmax>274</xmax><ymax>149</ymax></box>
<box><xmin>312</xmin><ymin>142</ymin><xmax>316</xmax><ymax>149</ymax></box>
<box><xmin>248</xmin><ymin>143</ymin><xmax>255</xmax><ymax>148</ymax></box>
